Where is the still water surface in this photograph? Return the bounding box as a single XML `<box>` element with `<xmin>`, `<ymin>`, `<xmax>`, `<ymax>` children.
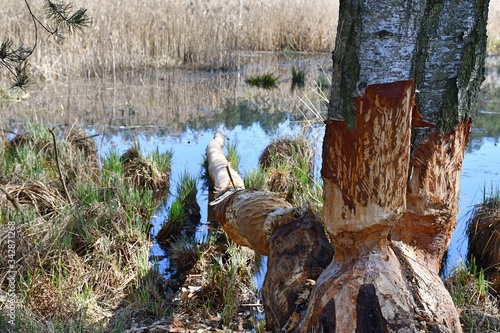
<box><xmin>96</xmin><ymin>113</ymin><xmax>500</xmax><ymax>277</ymax></box>
<box><xmin>3</xmin><ymin>52</ymin><xmax>500</xmax><ymax>276</ymax></box>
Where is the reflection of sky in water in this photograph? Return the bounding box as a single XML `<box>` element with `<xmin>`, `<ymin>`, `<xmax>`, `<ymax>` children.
<box><xmin>94</xmin><ymin>120</ymin><xmax>314</xmax><ymax>277</ymax></box>
<box><xmin>93</xmin><ymin>121</ymin><xmax>500</xmax><ymax>276</ymax></box>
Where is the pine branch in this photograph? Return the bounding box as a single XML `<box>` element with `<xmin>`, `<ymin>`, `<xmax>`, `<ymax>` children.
<box><xmin>44</xmin><ymin>0</ymin><xmax>91</xmax><ymax>36</ymax></box>
<box><xmin>0</xmin><ymin>0</ymin><xmax>91</xmax><ymax>90</ymax></box>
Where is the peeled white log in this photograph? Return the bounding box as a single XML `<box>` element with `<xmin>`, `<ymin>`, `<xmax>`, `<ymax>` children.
<box><xmin>206</xmin><ymin>132</ymin><xmax>294</xmax><ymax>255</ymax></box>
<box><xmin>205</xmin><ymin>132</ymin><xmax>244</xmax><ymax>193</ymax></box>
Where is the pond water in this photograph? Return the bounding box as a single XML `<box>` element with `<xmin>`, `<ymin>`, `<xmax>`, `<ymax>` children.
<box><xmin>2</xmin><ymin>52</ymin><xmax>500</xmax><ymax>277</ymax></box>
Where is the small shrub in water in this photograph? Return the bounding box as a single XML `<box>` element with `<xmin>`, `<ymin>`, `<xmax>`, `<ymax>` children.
<box><xmin>291</xmin><ymin>66</ymin><xmax>306</xmax><ymax>90</ymax></box>
<box><xmin>245</xmin><ymin>73</ymin><xmax>277</xmax><ymax>90</ymax></box>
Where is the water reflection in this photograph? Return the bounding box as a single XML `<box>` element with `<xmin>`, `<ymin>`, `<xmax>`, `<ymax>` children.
<box><xmin>2</xmin><ymin>52</ymin><xmax>500</xmax><ymax>275</ymax></box>
<box><xmin>0</xmin><ymin>52</ymin><xmax>330</xmax><ymax>134</ymax></box>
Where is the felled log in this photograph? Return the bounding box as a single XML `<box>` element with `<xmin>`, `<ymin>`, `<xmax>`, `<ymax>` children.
<box><xmin>206</xmin><ymin>131</ymin><xmax>294</xmax><ymax>256</ymax></box>
<box><xmin>206</xmin><ymin>132</ymin><xmax>244</xmax><ymax>193</ymax></box>
<box><xmin>206</xmin><ymin>132</ymin><xmax>334</xmax><ymax>329</ymax></box>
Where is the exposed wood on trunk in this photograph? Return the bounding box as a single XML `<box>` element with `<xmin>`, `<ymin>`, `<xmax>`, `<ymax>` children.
<box><xmin>300</xmin><ymin>80</ymin><xmax>463</xmax><ymax>332</ymax></box>
<box><xmin>322</xmin><ymin>80</ymin><xmax>413</xmax><ymax>260</ymax></box>
<box><xmin>393</xmin><ymin>119</ymin><xmax>471</xmax><ymax>273</ymax></box>
<box><xmin>262</xmin><ymin>209</ymin><xmax>333</xmax><ymax>331</ymax></box>
<box><xmin>213</xmin><ymin>189</ymin><xmax>294</xmax><ymax>256</ymax></box>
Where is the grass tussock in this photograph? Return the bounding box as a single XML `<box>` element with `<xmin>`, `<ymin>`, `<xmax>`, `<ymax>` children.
<box><xmin>467</xmin><ymin>190</ymin><xmax>500</xmax><ymax>297</ymax></box>
<box><xmin>156</xmin><ymin>171</ymin><xmax>201</xmax><ymax>246</ymax></box>
<box><xmin>0</xmin><ymin>122</ymin><xmax>172</xmax><ymax>332</ymax></box>
<box><xmin>253</xmin><ymin>135</ymin><xmax>322</xmax><ymax>213</ymax></box>
<box><xmin>445</xmin><ymin>259</ymin><xmax>500</xmax><ymax>332</ymax></box>
<box><xmin>245</xmin><ymin>73</ymin><xmax>278</xmax><ymax>90</ymax></box>
<box><xmin>121</xmin><ymin>145</ymin><xmax>172</xmax><ymax>200</ymax></box>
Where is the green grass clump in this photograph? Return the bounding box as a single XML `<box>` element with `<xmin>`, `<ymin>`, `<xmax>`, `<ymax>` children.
<box><xmin>291</xmin><ymin>66</ymin><xmax>306</xmax><ymax>90</ymax></box>
<box><xmin>224</xmin><ymin>140</ymin><xmax>241</xmax><ymax>172</ymax></box>
<box><xmin>244</xmin><ymin>166</ymin><xmax>267</xmax><ymax>190</ymax></box>
<box><xmin>445</xmin><ymin>259</ymin><xmax>500</xmax><ymax>332</ymax></box>
<box><xmin>156</xmin><ymin>171</ymin><xmax>200</xmax><ymax>246</ymax></box>
<box><xmin>466</xmin><ymin>186</ymin><xmax>500</xmax><ymax>299</ymax></box>
<box><xmin>245</xmin><ymin>73</ymin><xmax>278</xmax><ymax>90</ymax></box>
<box><xmin>176</xmin><ymin>171</ymin><xmax>198</xmax><ymax>202</ymax></box>
<box><xmin>0</xmin><ymin>123</ymin><xmax>172</xmax><ymax>332</ymax></box>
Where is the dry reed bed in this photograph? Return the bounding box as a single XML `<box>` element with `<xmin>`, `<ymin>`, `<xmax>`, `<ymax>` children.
<box><xmin>488</xmin><ymin>1</ymin><xmax>500</xmax><ymax>52</ymax></box>
<box><xmin>1</xmin><ymin>1</ymin><xmax>500</xmax><ymax>85</ymax></box>
<box><xmin>1</xmin><ymin>0</ymin><xmax>338</xmax><ymax>81</ymax></box>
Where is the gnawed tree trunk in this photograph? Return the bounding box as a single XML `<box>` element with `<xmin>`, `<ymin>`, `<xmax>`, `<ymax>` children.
<box><xmin>301</xmin><ymin>80</ymin><xmax>468</xmax><ymax>332</ymax></box>
<box><xmin>300</xmin><ymin>0</ymin><xmax>488</xmax><ymax>331</ymax></box>
<box><xmin>206</xmin><ymin>0</ymin><xmax>489</xmax><ymax>332</ymax></box>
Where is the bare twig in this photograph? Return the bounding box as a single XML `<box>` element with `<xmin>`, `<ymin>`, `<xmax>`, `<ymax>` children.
<box><xmin>48</xmin><ymin>127</ymin><xmax>72</xmax><ymax>204</ymax></box>
<box><xmin>72</xmin><ymin>133</ymin><xmax>100</xmax><ymax>142</ymax></box>
<box><xmin>226</xmin><ymin>164</ymin><xmax>236</xmax><ymax>189</ymax></box>
<box><xmin>0</xmin><ymin>186</ymin><xmax>20</xmax><ymax>211</ymax></box>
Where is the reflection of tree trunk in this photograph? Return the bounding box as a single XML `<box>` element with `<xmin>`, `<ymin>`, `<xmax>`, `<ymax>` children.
<box><xmin>206</xmin><ymin>0</ymin><xmax>488</xmax><ymax>331</ymax></box>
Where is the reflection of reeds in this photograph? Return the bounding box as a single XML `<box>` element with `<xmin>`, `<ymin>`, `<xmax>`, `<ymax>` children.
<box><xmin>1</xmin><ymin>53</ymin><xmax>332</xmax><ymax>133</ymax></box>
<box><xmin>291</xmin><ymin>66</ymin><xmax>306</xmax><ymax>90</ymax></box>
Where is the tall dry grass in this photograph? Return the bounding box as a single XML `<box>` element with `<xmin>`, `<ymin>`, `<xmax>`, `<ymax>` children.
<box><xmin>488</xmin><ymin>1</ymin><xmax>500</xmax><ymax>52</ymax></box>
<box><xmin>0</xmin><ymin>0</ymin><xmax>338</xmax><ymax>80</ymax></box>
<box><xmin>488</xmin><ymin>1</ymin><xmax>500</xmax><ymax>31</ymax></box>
